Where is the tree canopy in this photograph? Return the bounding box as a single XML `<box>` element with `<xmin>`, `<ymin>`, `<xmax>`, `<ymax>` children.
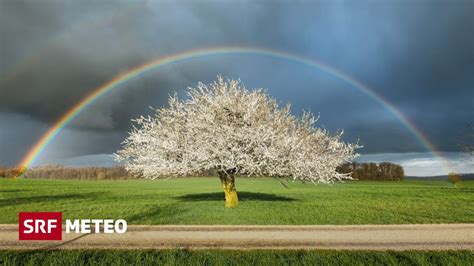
<box><xmin>115</xmin><ymin>77</ymin><xmax>359</xmax><ymax>185</ymax></box>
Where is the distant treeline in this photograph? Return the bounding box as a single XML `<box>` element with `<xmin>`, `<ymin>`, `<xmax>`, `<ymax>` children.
<box><xmin>337</xmin><ymin>162</ymin><xmax>405</xmax><ymax>181</ymax></box>
<box><xmin>1</xmin><ymin>163</ymin><xmax>404</xmax><ymax>181</ymax></box>
<box><xmin>0</xmin><ymin>166</ymin><xmax>215</xmax><ymax>180</ymax></box>
<box><xmin>0</xmin><ymin>166</ymin><xmax>132</xmax><ymax>180</ymax></box>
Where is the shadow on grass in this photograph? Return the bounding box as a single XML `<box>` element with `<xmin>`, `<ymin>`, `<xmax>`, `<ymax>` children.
<box><xmin>0</xmin><ymin>192</ymin><xmax>103</xmax><ymax>207</ymax></box>
<box><xmin>127</xmin><ymin>205</ymin><xmax>184</xmax><ymax>224</ymax></box>
<box><xmin>0</xmin><ymin>189</ymin><xmax>28</xmax><ymax>193</ymax></box>
<box><xmin>176</xmin><ymin>192</ymin><xmax>296</xmax><ymax>202</ymax></box>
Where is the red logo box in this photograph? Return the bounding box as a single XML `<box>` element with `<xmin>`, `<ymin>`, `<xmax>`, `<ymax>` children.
<box><xmin>19</xmin><ymin>212</ymin><xmax>62</xmax><ymax>240</ymax></box>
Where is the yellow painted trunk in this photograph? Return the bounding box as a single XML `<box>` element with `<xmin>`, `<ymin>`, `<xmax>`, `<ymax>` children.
<box><xmin>222</xmin><ymin>178</ymin><xmax>239</xmax><ymax>208</ymax></box>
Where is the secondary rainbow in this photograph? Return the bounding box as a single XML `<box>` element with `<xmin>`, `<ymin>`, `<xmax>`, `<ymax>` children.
<box><xmin>18</xmin><ymin>47</ymin><xmax>452</xmax><ymax>172</ymax></box>
<box><xmin>1</xmin><ymin>1</ymin><xmax>143</xmax><ymax>85</ymax></box>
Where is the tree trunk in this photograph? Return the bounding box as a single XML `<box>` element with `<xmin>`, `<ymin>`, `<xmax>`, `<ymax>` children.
<box><xmin>218</xmin><ymin>170</ymin><xmax>238</xmax><ymax>208</ymax></box>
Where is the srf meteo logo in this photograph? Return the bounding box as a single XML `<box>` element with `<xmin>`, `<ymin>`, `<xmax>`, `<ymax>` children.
<box><xmin>19</xmin><ymin>212</ymin><xmax>127</xmax><ymax>241</ymax></box>
<box><xmin>19</xmin><ymin>212</ymin><xmax>62</xmax><ymax>240</ymax></box>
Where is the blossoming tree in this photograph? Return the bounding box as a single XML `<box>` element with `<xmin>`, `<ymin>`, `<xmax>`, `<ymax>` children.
<box><xmin>115</xmin><ymin>77</ymin><xmax>359</xmax><ymax>208</ymax></box>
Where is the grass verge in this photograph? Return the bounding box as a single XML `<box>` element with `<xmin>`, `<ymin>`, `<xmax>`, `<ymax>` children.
<box><xmin>0</xmin><ymin>249</ymin><xmax>472</xmax><ymax>266</ymax></box>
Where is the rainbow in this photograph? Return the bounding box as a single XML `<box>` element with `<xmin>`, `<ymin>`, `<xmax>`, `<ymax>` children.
<box><xmin>18</xmin><ymin>47</ymin><xmax>453</xmax><ymax>172</ymax></box>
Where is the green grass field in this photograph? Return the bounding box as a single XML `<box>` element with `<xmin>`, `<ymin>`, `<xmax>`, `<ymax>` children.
<box><xmin>0</xmin><ymin>178</ymin><xmax>473</xmax><ymax>224</ymax></box>
<box><xmin>0</xmin><ymin>250</ymin><xmax>472</xmax><ymax>266</ymax></box>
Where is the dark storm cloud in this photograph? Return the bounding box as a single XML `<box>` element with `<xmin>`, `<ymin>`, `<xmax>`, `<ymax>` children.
<box><xmin>0</xmin><ymin>112</ymin><xmax>126</xmax><ymax>166</ymax></box>
<box><xmin>0</xmin><ymin>0</ymin><xmax>473</xmax><ymax>166</ymax></box>
<box><xmin>0</xmin><ymin>0</ymin><xmax>288</xmax><ymax>130</ymax></box>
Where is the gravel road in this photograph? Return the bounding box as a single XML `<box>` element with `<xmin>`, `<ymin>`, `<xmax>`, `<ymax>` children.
<box><xmin>1</xmin><ymin>224</ymin><xmax>473</xmax><ymax>250</ymax></box>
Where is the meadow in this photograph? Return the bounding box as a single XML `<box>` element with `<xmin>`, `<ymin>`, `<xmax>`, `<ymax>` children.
<box><xmin>0</xmin><ymin>177</ymin><xmax>472</xmax><ymax>225</ymax></box>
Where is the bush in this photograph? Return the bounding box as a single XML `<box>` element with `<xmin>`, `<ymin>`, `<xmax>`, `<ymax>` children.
<box><xmin>448</xmin><ymin>172</ymin><xmax>462</xmax><ymax>186</ymax></box>
<box><xmin>0</xmin><ymin>166</ymin><xmax>27</xmax><ymax>178</ymax></box>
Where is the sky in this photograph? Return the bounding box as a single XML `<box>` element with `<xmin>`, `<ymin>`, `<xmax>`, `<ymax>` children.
<box><xmin>0</xmin><ymin>0</ymin><xmax>473</xmax><ymax>175</ymax></box>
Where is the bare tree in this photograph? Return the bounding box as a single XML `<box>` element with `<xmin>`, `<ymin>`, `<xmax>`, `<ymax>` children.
<box><xmin>115</xmin><ymin>77</ymin><xmax>359</xmax><ymax>208</ymax></box>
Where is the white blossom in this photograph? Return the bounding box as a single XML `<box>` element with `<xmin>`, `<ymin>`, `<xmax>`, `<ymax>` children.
<box><xmin>114</xmin><ymin>76</ymin><xmax>359</xmax><ymax>184</ymax></box>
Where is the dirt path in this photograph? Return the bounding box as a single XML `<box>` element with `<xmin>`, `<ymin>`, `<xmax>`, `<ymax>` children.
<box><xmin>1</xmin><ymin>224</ymin><xmax>473</xmax><ymax>250</ymax></box>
